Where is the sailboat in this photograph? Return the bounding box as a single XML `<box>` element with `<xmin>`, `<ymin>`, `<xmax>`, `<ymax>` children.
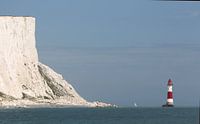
<box><xmin>134</xmin><ymin>102</ymin><xmax>138</xmax><ymax>107</ymax></box>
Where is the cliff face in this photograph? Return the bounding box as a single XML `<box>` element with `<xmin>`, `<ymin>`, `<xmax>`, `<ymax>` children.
<box><xmin>0</xmin><ymin>16</ymin><xmax>90</xmax><ymax>106</ymax></box>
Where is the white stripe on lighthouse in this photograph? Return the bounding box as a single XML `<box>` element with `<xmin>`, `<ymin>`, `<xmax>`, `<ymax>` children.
<box><xmin>168</xmin><ymin>86</ymin><xmax>173</xmax><ymax>92</ymax></box>
<box><xmin>167</xmin><ymin>98</ymin><xmax>173</xmax><ymax>103</ymax></box>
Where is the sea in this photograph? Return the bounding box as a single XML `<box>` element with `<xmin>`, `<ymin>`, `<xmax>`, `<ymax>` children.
<box><xmin>0</xmin><ymin>107</ymin><xmax>198</xmax><ymax>124</ymax></box>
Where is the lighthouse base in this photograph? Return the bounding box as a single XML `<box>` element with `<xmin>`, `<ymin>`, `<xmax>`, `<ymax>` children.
<box><xmin>162</xmin><ymin>104</ymin><xmax>174</xmax><ymax>107</ymax></box>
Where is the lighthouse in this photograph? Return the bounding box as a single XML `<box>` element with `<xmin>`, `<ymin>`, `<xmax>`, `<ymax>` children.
<box><xmin>162</xmin><ymin>79</ymin><xmax>174</xmax><ymax>107</ymax></box>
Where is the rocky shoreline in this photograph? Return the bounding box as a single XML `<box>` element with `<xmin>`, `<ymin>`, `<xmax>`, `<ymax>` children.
<box><xmin>0</xmin><ymin>99</ymin><xmax>116</xmax><ymax>108</ymax></box>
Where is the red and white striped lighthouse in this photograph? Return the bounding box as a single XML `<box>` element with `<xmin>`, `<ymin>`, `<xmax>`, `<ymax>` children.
<box><xmin>162</xmin><ymin>79</ymin><xmax>174</xmax><ymax>107</ymax></box>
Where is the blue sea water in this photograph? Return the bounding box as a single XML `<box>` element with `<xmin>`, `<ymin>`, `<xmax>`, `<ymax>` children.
<box><xmin>0</xmin><ymin>107</ymin><xmax>198</xmax><ymax>124</ymax></box>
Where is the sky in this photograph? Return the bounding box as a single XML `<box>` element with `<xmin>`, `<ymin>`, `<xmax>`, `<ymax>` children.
<box><xmin>0</xmin><ymin>0</ymin><xmax>200</xmax><ymax>107</ymax></box>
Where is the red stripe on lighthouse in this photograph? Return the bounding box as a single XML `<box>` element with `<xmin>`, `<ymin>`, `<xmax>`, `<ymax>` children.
<box><xmin>167</xmin><ymin>92</ymin><xmax>173</xmax><ymax>99</ymax></box>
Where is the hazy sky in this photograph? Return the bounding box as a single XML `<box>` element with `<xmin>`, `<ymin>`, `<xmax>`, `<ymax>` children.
<box><xmin>1</xmin><ymin>0</ymin><xmax>200</xmax><ymax>107</ymax></box>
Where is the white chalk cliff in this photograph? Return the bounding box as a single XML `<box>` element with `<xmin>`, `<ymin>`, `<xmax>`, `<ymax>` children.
<box><xmin>0</xmin><ymin>16</ymin><xmax>113</xmax><ymax>107</ymax></box>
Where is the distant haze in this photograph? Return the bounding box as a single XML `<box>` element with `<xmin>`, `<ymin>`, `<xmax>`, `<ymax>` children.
<box><xmin>1</xmin><ymin>0</ymin><xmax>200</xmax><ymax>106</ymax></box>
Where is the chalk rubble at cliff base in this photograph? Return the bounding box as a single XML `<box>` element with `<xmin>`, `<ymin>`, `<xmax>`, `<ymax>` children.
<box><xmin>0</xmin><ymin>16</ymin><xmax>114</xmax><ymax>108</ymax></box>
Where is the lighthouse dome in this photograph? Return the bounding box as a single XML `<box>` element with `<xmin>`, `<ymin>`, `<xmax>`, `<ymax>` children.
<box><xmin>168</xmin><ymin>79</ymin><xmax>173</xmax><ymax>85</ymax></box>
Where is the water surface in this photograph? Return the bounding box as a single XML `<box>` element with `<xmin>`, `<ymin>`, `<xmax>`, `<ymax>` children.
<box><xmin>0</xmin><ymin>107</ymin><xmax>198</xmax><ymax>124</ymax></box>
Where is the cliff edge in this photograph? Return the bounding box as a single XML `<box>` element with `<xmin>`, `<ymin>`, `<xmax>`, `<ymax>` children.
<box><xmin>0</xmin><ymin>16</ymin><xmax>113</xmax><ymax>108</ymax></box>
